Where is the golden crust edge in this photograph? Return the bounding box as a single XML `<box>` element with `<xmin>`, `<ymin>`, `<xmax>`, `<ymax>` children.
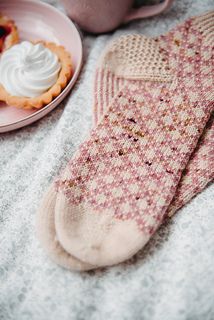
<box><xmin>0</xmin><ymin>41</ymin><xmax>73</xmax><ymax>109</ymax></box>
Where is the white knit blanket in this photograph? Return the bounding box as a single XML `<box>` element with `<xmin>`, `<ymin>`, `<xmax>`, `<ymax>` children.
<box><xmin>0</xmin><ymin>0</ymin><xmax>214</xmax><ymax>319</ymax></box>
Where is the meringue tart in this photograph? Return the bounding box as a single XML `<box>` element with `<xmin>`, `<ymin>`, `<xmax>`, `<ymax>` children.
<box><xmin>0</xmin><ymin>41</ymin><xmax>72</xmax><ymax>109</ymax></box>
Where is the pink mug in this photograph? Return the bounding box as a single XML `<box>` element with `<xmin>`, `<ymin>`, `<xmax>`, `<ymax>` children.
<box><xmin>60</xmin><ymin>0</ymin><xmax>174</xmax><ymax>33</ymax></box>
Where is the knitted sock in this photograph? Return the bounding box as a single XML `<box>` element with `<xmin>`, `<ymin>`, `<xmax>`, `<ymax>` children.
<box><xmin>37</xmin><ymin>12</ymin><xmax>213</xmax><ymax>270</ymax></box>
<box><xmin>37</xmin><ymin>115</ymin><xmax>213</xmax><ymax>271</ymax></box>
<box><xmin>93</xmin><ymin>23</ymin><xmax>214</xmax><ymax>218</ymax></box>
<box><xmin>53</xmin><ymin>12</ymin><xmax>214</xmax><ymax>267</ymax></box>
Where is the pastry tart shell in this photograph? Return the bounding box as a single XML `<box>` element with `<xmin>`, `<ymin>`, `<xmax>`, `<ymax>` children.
<box><xmin>0</xmin><ymin>41</ymin><xmax>73</xmax><ymax>109</ymax></box>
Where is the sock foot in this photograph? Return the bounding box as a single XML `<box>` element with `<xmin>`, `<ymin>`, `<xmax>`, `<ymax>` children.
<box><xmin>55</xmin><ymin>192</ymin><xmax>150</xmax><ymax>266</ymax></box>
<box><xmin>36</xmin><ymin>183</ymin><xmax>94</xmax><ymax>271</ymax></box>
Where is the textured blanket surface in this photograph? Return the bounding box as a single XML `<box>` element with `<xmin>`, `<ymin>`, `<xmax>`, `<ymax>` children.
<box><xmin>0</xmin><ymin>0</ymin><xmax>214</xmax><ymax>319</ymax></box>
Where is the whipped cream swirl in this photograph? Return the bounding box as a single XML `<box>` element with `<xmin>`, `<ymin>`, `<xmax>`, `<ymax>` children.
<box><xmin>0</xmin><ymin>41</ymin><xmax>61</xmax><ymax>98</ymax></box>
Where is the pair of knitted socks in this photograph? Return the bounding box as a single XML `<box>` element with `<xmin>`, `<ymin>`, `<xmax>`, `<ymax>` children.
<box><xmin>37</xmin><ymin>12</ymin><xmax>214</xmax><ymax>271</ymax></box>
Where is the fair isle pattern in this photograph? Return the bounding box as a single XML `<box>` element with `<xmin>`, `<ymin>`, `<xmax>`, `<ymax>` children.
<box><xmin>167</xmin><ymin>115</ymin><xmax>214</xmax><ymax>216</ymax></box>
<box><xmin>93</xmin><ymin>12</ymin><xmax>214</xmax><ymax>217</ymax></box>
<box><xmin>158</xmin><ymin>13</ymin><xmax>214</xmax><ymax>102</ymax></box>
<box><xmin>56</xmin><ymin>84</ymin><xmax>213</xmax><ymax>235</ymax></box>
<box><xmin>94</xmin><ymin>71</ymin><xmax>214</xmax><ymax>218</ymax></box>
<box><xmin>55</xmin><ymin>12</ymin><xmax>214</xmax><ymax>235</ymax></box>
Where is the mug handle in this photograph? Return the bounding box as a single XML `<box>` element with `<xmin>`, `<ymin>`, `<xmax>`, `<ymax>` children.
<box><xmin>123</xmin><ymin>0</ymin><xmax>174</xmax><ymax>23</ymax></box>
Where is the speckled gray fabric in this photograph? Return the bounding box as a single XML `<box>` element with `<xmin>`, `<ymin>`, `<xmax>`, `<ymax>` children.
<box><xmin>0</xmin><ymin>1</ymin><xmax>214</xmax><ymax>319</ymax></box>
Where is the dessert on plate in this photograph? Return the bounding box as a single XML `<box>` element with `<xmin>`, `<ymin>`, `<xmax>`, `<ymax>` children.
<box><xmin>0</xmin><ymin>13</ymin><xmax>19</xmax><ymax>53</ymax></box>
<box><xmin>0</xmin><ymin>40</ymin><xmax>72</xmax><ymax>109</ymax></box>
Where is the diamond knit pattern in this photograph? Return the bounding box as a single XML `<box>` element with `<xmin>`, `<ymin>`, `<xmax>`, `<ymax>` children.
<box><xmin>167</xmin><ymin>115</ymin><xmax>214</xmax><ymax>216</ymax></box>
<box><xmin>55</xmin><ymin>12</ymin><xmax>214</xmax><ymax>236</ymax></box>
<box><xmin>93</xmin><ymin>12</ymin><xmax>214</xmax><ymax>217</ymax></box>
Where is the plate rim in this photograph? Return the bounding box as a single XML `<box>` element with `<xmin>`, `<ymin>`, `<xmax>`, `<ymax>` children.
<box><xmin>0</xmin><ymin>0</ymin><xmax>83</xmax><ymax>132</ymax></box>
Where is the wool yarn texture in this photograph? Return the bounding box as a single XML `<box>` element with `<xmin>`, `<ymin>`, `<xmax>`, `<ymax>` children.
<box><xmin>37</xmin><ymin>11</ymin><xmax>214</xmax><ymax>270</ymax></box>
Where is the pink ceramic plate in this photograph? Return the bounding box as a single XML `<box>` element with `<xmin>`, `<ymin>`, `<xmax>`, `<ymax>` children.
<box><xmin>0</xmin><ymin>0</ymin><xmax>83</xmax><ymax>133</ymax></box>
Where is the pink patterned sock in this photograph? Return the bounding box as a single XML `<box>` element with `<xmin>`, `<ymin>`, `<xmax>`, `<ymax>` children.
<box><xmin>93</xmin><ymin>15</ymin><xmax>214</xmax><ymax>218</ymax></box>
<box><xmin>53</xmin><ymin>12</ymin><xmax>214</xmax><ymax>267</ymax></box>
